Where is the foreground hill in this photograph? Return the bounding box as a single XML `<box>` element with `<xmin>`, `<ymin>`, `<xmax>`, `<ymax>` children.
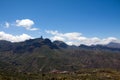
<box><xmin>0</xmin><ymin>37</ymin><xmax>120</xmax><ymax>74</ymax></box>
<box><xmin>0</xmin><ymin>69</ymin><xmax>120</xmax><ymax>80</ymax></box>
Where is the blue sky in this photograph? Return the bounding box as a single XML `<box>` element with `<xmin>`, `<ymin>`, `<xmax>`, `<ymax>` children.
<box><xmin>0</xmin><ymin>0</ymin><xmax>120</xmax><ymax>45</ymax></box>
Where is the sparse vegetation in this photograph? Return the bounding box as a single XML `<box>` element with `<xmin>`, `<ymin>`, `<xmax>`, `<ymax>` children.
<box><xmin>0</xmin><ymin>69</ymin><xmax>120</xmax><ymax>80</ymax></box>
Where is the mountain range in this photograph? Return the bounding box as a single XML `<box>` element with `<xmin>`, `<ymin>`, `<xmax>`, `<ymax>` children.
<box><xmin>0</xmin><ymin>37</ymin><xmax>120</xmax><ymax>73</ymax></box>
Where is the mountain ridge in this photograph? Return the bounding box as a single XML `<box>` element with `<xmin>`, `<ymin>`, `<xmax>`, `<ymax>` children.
<box><xmin>0</xmin><ymin>37</ymin><xmax>120</xmax><ymax>73</ymax></box>
<box><xmin>1</xmin><ymin>37</ymin><xmax>120</xmax><ymax>49</ymax></box>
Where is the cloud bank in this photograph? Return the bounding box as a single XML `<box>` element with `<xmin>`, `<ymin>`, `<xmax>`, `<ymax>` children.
<box><xmin>0</xmin><ymin>31</ymin><xmax>33</xmax><ymax>42</ymax></box>
<box><xmin>46</xmin><ymin>30</ymin><xmax>120</xmax><ymax>46</ymax></box>
<box><xmin>16</xmin><ymin>19</ymin><xmax>38</xmax><ymax>31</ymax></box>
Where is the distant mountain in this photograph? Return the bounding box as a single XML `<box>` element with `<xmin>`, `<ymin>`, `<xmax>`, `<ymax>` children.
<box><xmin>53</xmin><ymin>40</ymin><xmax>68</xmax><ymax>48</ymax></box>
<box><xmin>0</xmin><ymin>37</ymin><xmax>120</xmax><ymax>73</ymax></box>
<box><xmin>106</xmin><ymin>42</ymin><xmax>120</xmax><ymax>48</ymax></box>
<box><xmin>79</xmin><ymin>44</ymin><xmax>120</xmax><ymax>51</ymax></box>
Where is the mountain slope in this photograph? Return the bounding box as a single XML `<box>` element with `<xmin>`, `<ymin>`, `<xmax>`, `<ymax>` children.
<box><xmin>0</xmin><ymin>38</ymin><xmax>120</xmax><ymax>73</ymax></box>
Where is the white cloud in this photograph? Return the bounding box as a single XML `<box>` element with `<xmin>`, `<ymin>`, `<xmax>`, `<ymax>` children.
<box><xmin>64</xmin><ymin>32</ymin><xmax>82</xmax><ymax>40</ymax></box>
<box><xmin>46</xmin><ymin>30</ymin><xmax>120</xmax><ymax>46</ymax></box>
<box><xmin>5</xmin><ymin>22</ymin><xmax>10</xmax><ymax>28</ymax></box>
<box><xmin>28</xmin><ymin>28</ymin><xmax>38</xmax><ymax>31</ymax></box>
<box><xmin>0</xmin><ymin>31</ymin><xmax>33</xmax><ymax>42</ymax></box>
<box><xmin>101</xmin><ymin>37</ymin><xmax>118</xmax><ymax>44</ymax></box>
<box><xmin>51</xmin><ymin>36</ymin><xmax>65</xmax><ymax>41</ymax></box>
<box><xmin>46</xmin><ymin>30</ymin><xmax>60</xmax><ymax>35</ymax></box>
<box><xmin>16</xmin><ymin>19</ymin><xmax>38</xmax><ymax>31</ymax></box>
